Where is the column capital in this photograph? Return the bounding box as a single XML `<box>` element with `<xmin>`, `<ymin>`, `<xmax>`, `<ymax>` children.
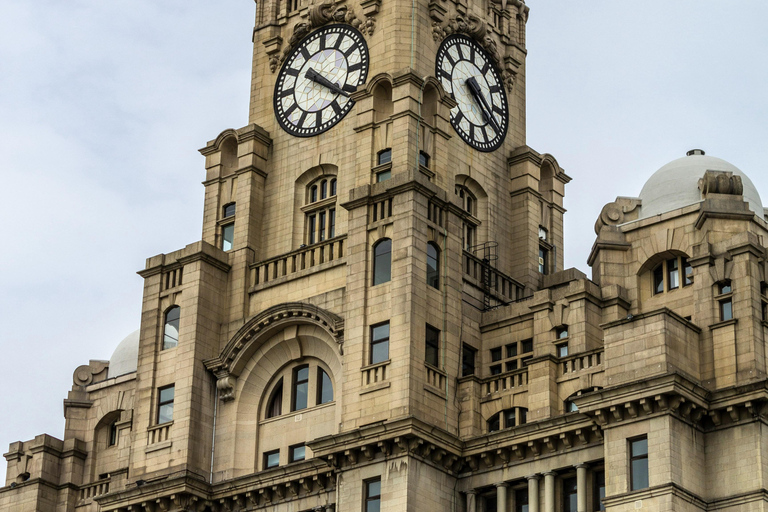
<box><xmin>466</xmin><ymin>489</ymin><xmax>478</xmax><ymax>495</ymax></box>
<box><xmin>526</xmin><ymin>474</ymin><xmax>540</xmax><ymax>481</ymax></box>
<box><xmin>542</xmin><ymin>471</ymin><xmax>557</xmax><ymax>477</ymax></box>
<box><xmin>575</xmin><ymin>463</ymin><xmax>589</xmax><ymax>469</ymax></box>
<box><xmin>495</xmin><ymin>482</ymin><xmax>510</xmax><ymax>488</ymax></box>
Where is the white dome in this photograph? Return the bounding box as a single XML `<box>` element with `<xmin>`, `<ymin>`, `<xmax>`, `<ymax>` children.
<box><xmin>638</xmin><ymin>151</ymin><xmax>763</xmax><ymax>220</ymax></box>
<box><xmin>108</xmin><ymin>330</ymin><xmax>139</xmax><ymax>378</ymax></box>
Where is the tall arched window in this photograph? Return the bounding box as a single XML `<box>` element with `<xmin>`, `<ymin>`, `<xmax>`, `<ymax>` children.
<box><xmin>306</xmin><ymin>176</ymin><xmax>338</xmax><ymax>244</ymax></box>
<box><xmin>455</xmin><ymin>186</ymin><xmax>477</xmax><ymax>250</ymax></box>
<box><xmin>163</xmin><ymin>306</ymin><xmax>180</xmax><ymax>349</ymax></box>
<box><xmin>488</xmin><ymin>407</ymin><xmax>528</xmax><ymax>432</ymax></box>
<box><xmin>373</xmin><ymin>239</ymin><xmax>392</xmax><ymax>285</ymax></box>
<box><xmin>266</xmin><ymin>378</ymin><xmax>283</xmax><ymax>418</ymax></box>
<box><xmin>427</xmin><ymin>242</ymin><xmax>439</xmax><ymax>289</ymax></box>
<box><xmin>317</xmin><ymin>368</ymin><xmax>333</xmax><ymax>404</ymax></box>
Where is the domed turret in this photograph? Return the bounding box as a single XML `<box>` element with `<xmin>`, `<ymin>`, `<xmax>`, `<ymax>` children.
<box><xmin>637</xmin><ymin>150</ymin><xmax>763</xmax><ymax>220</ymax></box>
<box><xmin>108</xmin><ymin>330</ymin><xmax>139</xmax><ymax>378</ymax></box>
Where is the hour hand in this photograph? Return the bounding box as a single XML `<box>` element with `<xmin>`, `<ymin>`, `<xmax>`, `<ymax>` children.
<box><xmin>466</xmin><ymin>76</ymin><xmax>500</xmax><ymax>133</ymax></box>
<box><xmin>305</xmin><ymin>67</ymin><xmax>349</xmax><ymax>97</ymax></box>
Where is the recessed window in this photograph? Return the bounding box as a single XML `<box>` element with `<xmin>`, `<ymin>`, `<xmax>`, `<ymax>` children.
<box><xmin>376</xmin><ymin>169</ymin><xmax>391</xmax><ymax>182</ymax></box>
<box><xmin>563</xmin><ymin>477</ymin><xmax>578</xmax><ymax>512</ymax></box>
<box><xmin>539</xmin><ymin>226</ymin><xmax>548</xmax><ymax>241</ymax></box>
<box><xmin>505</xmin><ymin>360</ymin><xmax>518</xmax><ymax>372</ymax></box>
<box><xmin>266</xmin><ymin>378</ymin><xmax>283</xmax><ymax>418</ymax></box>
<box><xmin>491</xmin><ymin>347</ymin><xmax>502</xmax><ymax>362</ymax></box>
<box><xmin>556</xmin><ymin>327</ymin><xmax>569</xmax><ymax>339</ymax></box>
<box><xmin>264</xmin><ymin>449</ymin><xmax>280</xmax><ymax>469</ymax></box>
<box><xmin>629</xmin><ymin>436</ymin><xmax>649</xmax><ymax>491</ymax></box>
<box><xmin>667</xmin><ymin>258</ymin><xmax>680</xmax><ymax>290</ymax></box>
<box><xmin>163</xmin><ymin>306</ymin><xmax>180</xmax><ymax>350</ymax></box>
<box><xmin>488</xmin><ymin>407</ymin><xmax>527</xmax><ymax>432</ymax></box>
<box><xmin>507</xmin><ymin>344</ymin><xmax>517</xmax><ymax>358</ymax></box>
<box><xmin>462</xmin><ymin>344</ymin><xmax>476</xmax><ymax>376</ymax></box>
<box><xmin>521</xmin><ymin>339</ymin><xmax>533</xmax><ymax>353</ymax></box>
<box><xmin>157</xmin><ymin>385</ymin><xmax>175</xmax><ymax>424</ymax></box>
<box><xmin>719</xmin><ymin>281</ymin><xmax>732</xmax><ymax>294</ymax></box>
<box><xmin>456</xmin><ymin>186</ymin><xmax>477</xmax><ymax>250</ymax></box>
<box><xmin>425</xmin><ymin>325</ymin><xmax>440</xmax><ymax>367</ymax></box>
<box><xmin>487</xmin><ymin>413</ymin><xmax>501</xmax><ymax>432</ymax></box>
<box><xmin>365</xmin><ymin>478</ymin><xmax>382</xmax><ymax>512</ymax></box>
<box><xmin>371</xmin><ymin>322</ymin><xmax>390</xmax><ymax>364</ymax></box>
<box><xmin>317</xmin><ymin>368</ymin><xmax>334</xmax><ymax>404</ymax></box>
<box><xmin>377</xmin><ymin>149</ymin><xmax>392</xmax><ymax>165</ymax></box>
<box><xmin>489</xmin><ymin>339</ymin><xmax>532</xmax><ymax>374</ymax></box>
<box><xmin>222</xmin><ymin>223</ymin><xmax>234</xmax><ymax>251</ymax></box>
<box><xmin>419</xmin><ymin>151</ymin><xmax>430</xmax><ymax>168</ymax></box>
<box><xmin>565</xmin><ymin>399</ymin><xmax>578</xmax><ymax>412</ymax></box>
<box><xmin>720</xmin><ymin>298</ymin><xmax>733</xmax><ymax>321</ymax></box>
<box><xmin>539</xmin><ymin>246</ymin><xmax>548</xmax><ymax>274</ymax></box>
<box><xmin>594</xmin><ymin>470</ymin><xmax>606</xmax><ymax>511</ymax></box>
<box><xmin>306</xmin><ymin>176</ymin><xmax>337</xmax><ymax>244</ymax></box>
<box><xmin>108</xmin><ymin>421</ymin><xmax>118</xmax><ymax>447</ymax></box>
<box><xmin>223</xmin><ymin>202</ymin><xmax>236</xmax><ymax>218</ymax></box>
<box><xmin>557</xmin><ymin>344</ymin><xmax>569</xmax><ymax>358</ymax></box>
<box><xmin>292</xmin><ymin>365</ymin><xmax>309</xmax><ymax>411</ymax></box>
<box><xmin>490</xmin><ymin>364</ymin><xmax>502</xmax><ymax>375</ymax></box>
<box><xmin>373</xmin><ymin>239</ymin><xmax>392</xmax><ymax>285</ymax></box>
<box><xmin>427</xmin><ymin>242</ymin><xmax>440</xmax><ymax>289</ymax></box>
<box><xmin>515</xmin><ymin>488</ymin><xmax>529</xmax><ymax>512</ymax></box>
<box><xmin>652</xmin><ymin>256</ymin><xmax>692</xmax><ymax>294</ymax></box>
<box><xmin>289</xmin><ymin>444</ymin><xmax>306</xmax><ymax>463</ymax></box>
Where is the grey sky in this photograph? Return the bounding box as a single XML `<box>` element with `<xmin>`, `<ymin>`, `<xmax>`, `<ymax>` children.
<box><xmin>1</xmin><ymin>1</ymin><xmax>766</xmax><ymax>485</ymax></box>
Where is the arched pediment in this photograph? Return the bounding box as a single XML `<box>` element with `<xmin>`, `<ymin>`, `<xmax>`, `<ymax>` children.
<box><xmin>204</xmin><ymin>303</ymin><xmax>344</xmax><ymax>400</ymax></box>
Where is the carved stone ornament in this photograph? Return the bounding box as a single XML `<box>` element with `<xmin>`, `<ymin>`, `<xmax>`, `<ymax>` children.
<box><xmin>269</xmin><ymin>2</ymin><xmax>370</xmax><ymax>73</ymax></box>
<box><xmin>594</xmin><ymin>197</ymin><xmax>642</xmax><ymax>234</ymax></box>
<box><xmin>217</xmin><ymin>375</ymin><xmax>237</xmax><ymax>402</ymax></box>
<box><xmin>698</xmin><ymin>170</ymin><xmax>744</xmax><ymax>197</ymax></box>
<box><xmin>432</xmin><ymin>14</ymin><xmax>513</xmax><ymax>91</ymax></box>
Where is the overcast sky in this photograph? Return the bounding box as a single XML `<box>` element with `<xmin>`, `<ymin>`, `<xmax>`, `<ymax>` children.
<box><xmin>1</xmin><ymin>1</ymin><xmax>767</xmax><ymax>485</ymax></box>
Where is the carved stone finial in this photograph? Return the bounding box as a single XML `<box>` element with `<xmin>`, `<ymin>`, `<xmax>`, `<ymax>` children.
<box><xmin>594</xmin><ymin>197</ymin><xmax>642</xmax><ymax>234</ymax></box>
<box><xmin>698</xmin><ymin>170</ymin><xmax>744</xmax><ymax>197</ymax></box>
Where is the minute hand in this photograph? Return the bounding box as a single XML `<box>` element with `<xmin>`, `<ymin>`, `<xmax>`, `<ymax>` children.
<box><xmin>466</xmin><ymin>77</ymin><xmax>500</xmax><ymax>133</ymax></box>
<box><xmin>306</xmin><ymin>68</ymin><xmax>350</xmax><ymax>97</ymax></box>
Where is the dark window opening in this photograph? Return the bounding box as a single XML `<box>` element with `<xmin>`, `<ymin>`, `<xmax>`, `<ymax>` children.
<box><xmin>373</xmin><ymin>239</ymin><xmax>392</xmax><ymax>285</ymax></box>
<box><xmin>266</xmin><ymin>379</ymin><xmax>283</xmax><ymax>418</ymax></box>
<box><xmin>157</xmin><ymin>385</ymin><xmax>175</xmax><ymax>424</ymax></box>
<box><xmin>425</xmin><ymin>325</ymin><xmax>440</xmax><ymax>367</ymax></box>
<box><xmin>371</xmin><ymin>322</ymin><xmax>390</xmax><ymax>364</ymax></box>
<box><xmin>289</xmin><ymin>444</ymin><xmax>306</xmax><ymax>463</ymax></box>
<box><xmin>222</xmin><ymin>223</ymin><xmax>234</xmax><ymax>251</ymax></box>
<box><xmin>377</xmin><ymin>149</ymin><xmax>392</xmax><ymax>165</ymax></box>
<box><xmin>223</xmin><ymin>203</ymin><xmax>236</xmax><ymax>218</ymax></box>
<box><xmin>365</xmin><ymin>478</ymin><xmax>381</xmax><ymax>512</ymax></box>
<box><xmin>630</xmin><ymin>436</ymin><xmax>649</xmax><ymax>491</ymax></box>
<box><xmin>427</xmin><ymin>242</ymin><xmax>439</xmax><ymax>289</ymax></box>
<box><xmin>462</xmin><ymin>345</ymin><xmax>476</xmax><ymax>376</ymax></box>
<box><xmin>292</xmin><ymin>366</ymin><xmax>309</xmax><ymax>411</ymax></box>
<box><xmin>317</xmin><ymin>368</ymin><xmax>334</xmax><ymax>404</ymax></box>
<box><xmin>163</xmin><ymin>306</ymin><xmax>180</xmax><ymax>350</ymax></box>
<box><xmin>264</xmin><ymin>449</ymin><xmax>280</xmax><ymax>469</ymax></box>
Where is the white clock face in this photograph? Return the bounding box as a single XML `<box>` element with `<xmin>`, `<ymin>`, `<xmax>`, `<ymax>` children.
<box><xmin>274</xmin><ymin>25</ymin><xmax>369</xmax><ymax>137</ymax></box>
<box><xmin>436</xmin><ymin>35</ymin><xmax>509</xmax><ymax>152</ymax></box>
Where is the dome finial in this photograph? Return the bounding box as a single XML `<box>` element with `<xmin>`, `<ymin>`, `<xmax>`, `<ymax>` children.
<box><xmin>686</xmin><ymin>149</ymin><xmax>705</xmax><ymax>156</ymax></box>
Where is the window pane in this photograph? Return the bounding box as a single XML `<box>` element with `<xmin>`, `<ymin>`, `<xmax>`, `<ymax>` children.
<box><xmin>631</xmin><ymin>458</ymin><xmax>649</xmax><ymax>490</ymax></box>
<box><xmin>539</xmin><ymin>247</ymin><xmax>548</xmax><ymax>274</ymax></box>
<box><xmin>222</xmin><ymin>223</ymin><xmax>234</xmax><ymax>251</ymax></box>
<box><xmin>491</xmin><ymin>347</ymin><xmax>502</xmax><ymax>362</ymax></box>
<box><xmin>319</xmin><ymin>211</ymin><xmax>326</xmax><ymax>241</ymax></box>
<box><xmin>371</xmin><ymin>341</ymin><xmax>389</xmax><ymax>364</ymax></box>
<box><xmin>372</xmin><ymin>323</ymin><xmax>389</xmax><ymax>341</ymax></box>
<box><xmin>557</xmin><ymin>344</ymin><xmax>569</xmax><ymax>357</ymax></box>
<box><xmin>521</xmin><ymin>339</ymin><xmax>533</xmax><ymax>353</ymax></box>
<box><xmin>377</xmin><ymin>149</ymin><xmax>392</xmax><ymax>165</ymax></box>
<box><xmin>373</xmin><ymin>239</ymin><xmax>392</xmax><ymax>285</ymax></box>
<box><xmin>488</xmin><ymin>413</ymin><xmax>500</xmax><ymax>432</ymax></box>
<box><xmin>223</xmin><ymin>203</ymin><xmax>236</xmax><ymax>218</ymax></box>
<box><xmin>518</xmin><ymin>408</ymin><xmax>527</xmax><ymax>424</ymax></box>
<box><xmin>310</xmin><ymin>185</ymin><xmax>317</xmax><ymax>202</ymax></box>
<box><xmin>503</xmin><ymin>409</ymin><xmax>515</xmax><ymax>428</ymax></box>
<box><xmin>419</xmin><ymin>151</ymin><xmax>429</xmax><ymax>167</ymax></box>
<box><xmin>506</xmin><ymin>360</ymin><xmax>517</xmax><ymax>372</ymax></box>
<box><xmin>290</xmin><ymin>445</ymin><xmax>306</xmax><ymax>462</ymax></box>
<box><xmin>631</xmin><ymin>437</ymin><xmax>648</xmax><ymax>456</ymax></box>
<box><xmin>329</xmin><ymin>209</ymin><xmax>336</xmax><ymax>238</ymax></box>
<box><xmin>293</xmin><ymin>366</ymin><xmax>309</xmax><ymax>411</ymax></box>
<box><xmin>321</xmin><ymin>180</ymin><xmax>328</xmax><ymax>199</ymax></box>
<box><xmin>318</xmin><ymin>368</ymin><xmax>334</xmax><ymax>404</ymax></box>
<box><xmin>683</xmin><ymin>258</ymin><xmax>693</xmax><ymax>286</ymax></box>
<box><xmin>427</xmin><ymin>243</ymin><xmax>439</xmax><ymax>289</ymax></box>
<box><xmin>721</xmin><ymin>299</ymin><xmax>733</xmax><ymax>321</ymax></box>
<box><xmin>668</xmin><ymin>258</ymin><xmax>679</xmax><ymax>289</ymax></box>
<box><xmin>720</xmin><ymin>282</ymin><xmax>732</xmax><ymax>294</ymax></box>
<box><xmin>376</xmin><ymin>170</ymin><xmax>391</xmax><ymax>182</ymax></box>
<box><xmin>367</xmin><ymin>479</ymin><xmax>381</xmax><ymax>498</ymax></box>
<box><xmin>564</xmin><ymin>477</ymin><xmax>578</xmax><ymax>512</ymax></box>
<box><xmin>331</xmin><ymin>178</ymin><xmax>337</xmax><ymax>196</ymax></box>
<box><xmin>158</xmin><ymin>403</ymin><xmax>173</xmax><ymax>424</ymax></box>
<box><xmin>159</xmin><ymin>386</ymin><xmax>174</xmax><ymax>403</ymax></box>
<box><xmin>490</xmin><ymin>365</ymin><xmax>502</xmax><ymax>375</ymax></box>
<box><xmin>267</xmin><ymin>380</ymin><xmax>283</xmax><ymax>418</ymax></box>
<box><xmin>163</xmin><ymin>306</ymin><xmax>180</xmax><ymax>349</ymax></box>
<box><xmin>265</xmin><ymin>450</ymin><xmax>280</xmax><ymax>468</ymax></box>
<box><xmin>308</xmin><ymin>215</ymin><xmax>316</xmax><ymax>244</ymax></box>
<box><xmin>653</xmin><ymin>265</ymin><xmax>664</xmax><ymax>294</ymax></box>
<box><xmin>507</xmin><ymin>343</ymin><xmax>517</xmax><ymax>358</ymax></box>
<box><xmin>515</xmin><ymin>489</ymin><xmax>529</xmax><ymax>512</ymax></box>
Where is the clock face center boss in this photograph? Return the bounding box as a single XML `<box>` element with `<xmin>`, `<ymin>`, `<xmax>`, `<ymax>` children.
<box><xmin>274</xmin><ymin>25</ymin><xmax>369</xmax><ymax>137</ymax></box>
<box><xmin>273</xmin><ymin>27</ymin><xmax>508</xmax><ymax>151</ymax></box>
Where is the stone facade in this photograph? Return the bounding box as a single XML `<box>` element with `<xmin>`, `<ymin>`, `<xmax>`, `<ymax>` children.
<box><xmin>4</xmin><ymin>1</ymin><xmax>768</xmax><ymax>512</ymax></box>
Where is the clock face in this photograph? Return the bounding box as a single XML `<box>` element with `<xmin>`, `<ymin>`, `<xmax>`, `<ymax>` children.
<box><xmin>274</xmin><ymin>24</ymin><xmax>369</xmax><ymax>137</ymax></box>
<box><xmin>435</xmin><ymin>34</ymin><xmax>509</xmax><ymax>152</ymax></box>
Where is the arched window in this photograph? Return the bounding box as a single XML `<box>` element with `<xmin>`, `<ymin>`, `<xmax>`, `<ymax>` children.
<box><xmin>305</xmin><ymin>176</ymin><xmax>337</xmax><ymax>244</ymax></box>
<box><xmin>266</xmin><ymin>378</ymin><xmax>283</xmax><ymax>418</ymax></box>
<box><xmin>317</xmin><ymin>368</ymin><xmax>333</xmax><ymax>404</ymax></box>
<box><xmin>564</xmin><ymin>387</ymin><xmax>602</xmax><ymax>413</ymax></box>
<box><xmin>108</xmin><ymin>420</ymin><xmax>118</xmax><ymax>447</ymax></box>
<box><xmin>651</xmin><ymin>256</ymin><xmax>692</xmax><ymax>295</ymax></box>
<box><xmin>292</xmin><ymin>365</ymin><xmax>309</xmax><ymax>411</ymax></box>
<box><xmin>455</xmin><ymin>185</ymin><xmax>477</xmax><ymax>250</ymax></box>
<box><xmin>427</xmin><ymin>242</ymin><xmax>439</xmax><ymax>289</ymax></box>
<box><xmin>163</xmin><ymin>306</ymin><xmax>180</xmax><ymax>350</ymax></box>
<box><xmin>488</xmin><ymin>407</ymin><xmax>528</xmax><ymax>432</ymax></box>
<box><xmin>373</xmin><ymin>239</ymin><xmax>392</xmax><ymax>285</ymax></box>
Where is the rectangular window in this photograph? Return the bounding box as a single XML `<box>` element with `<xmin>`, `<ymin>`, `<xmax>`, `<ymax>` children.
<box><xmin>462</xmin><ymin>344</ymin><xmax>476</xmax><ymax>376</ymax></box>
<box><xmin>157</xmin><ymin>385</ymin><xmax>175</xmax><ymax>424</ymax></box>
<box><xmin>594</xmin><ymin>470</ymin><xmax>606</xmax><ymax>511</ymax></box>
<box><xmin>557</xmin><ymin>344</ymin><xmax>569</xmax><ymax>358</ymax></box>
<box><xmin>376</xmin><ymin>170</ymin><xmax>391</xmax><ymax>182</ymax></box>
<box><xmin>425</xmin><ymin>325</ymin><xmax>440</xmax><ymax>367</ymax></box>
<box><xmin>223</xmin><ymin>203</ymin><xmax>236</xmax><ymax>218</ymax></box>
<box><xmin>319</xmin><ymin>211</ymin><xmax>326</xmax><ymax>241</ymax></box>
<box><xmin>653</xmin><ymin>265</ymin><xmax>664</xmax><ymax>294</ymax></box>
<box><xmin>328</xmin><ymin>209</ymin><xmax>336</xmax><ymax>238</ymax></box>
<box><xmin>490</xmin><ymin>364</ymin><xmax>502</xmax><ymax>375</ymax></box>
<box><xmin>538</xmin><ymin>246</ymin><xmax>548</xmax><ymax>274</ymax></box>
<box><xmin>222</xmin><ymin>223</ymin><xmax>234</xmax><ymax>252</ymax></box>
<box><xmin>466</xmin><ymin>224</ymin><xmax>476</xmax><ymax>250</ymax></box>
<box><xmin>515</xmin><ymin>488</ymin><xmax>529</xmax><ymax>512</ymax></box>
<box><xmin>419</xmin><ymin>151</ymin><xmax>430</xmax><ymax>168</ymax></box>
<box><xmin>563</xmin><ymin>477</ymin><xmax>578</xmax><ymax>512</ymax></box>
<box><xmin>556</xmin><ymin>327</ymin><xmax>569</xmax><ymax>339</ymax></box>
<box><xmin>377</xmin><ymin>149</ymin><xmax>392</xmax><ymax>165</ymax></box>
<box><xmin>264</xmin><ymin>449</ymin><xmax>280</xmax><ymax>469</ymax></box>
<box><xmin>521</xmin><ymin>339</ymin><xmax>533</xmax><ymax>353</ymax></box>
<box><xmin>506</xmin><ymin>343</ymin><xmax>517</xmax><ymax>358</ymax></box>
<box><xmin>719</xmin><ymin>281</ymin><xmax>732</xmax><ymax>294</ymax></box>
<box><xmin>503</xmin><ymin>408</ymin><xmax>516</xmax><ymax>428</ymax></box>
<box><xmin>490</xmin><ymin>347</ymin><xmax>502</xmax><ymax>362</ymax></box>
<box><xmin>365</xmin><ymin>478</ymin><xmax>381</xmax><ymax>512</ymax></box>
<box><xmin>308</xmin><ymin>214</ymin><xmax>316</xmax><ymax>244</ymax></box>
<box><xmin>289</xmin><ymin>444</ymin><xmax>306</xmax><ymax>463</ymax></box>
<box><xmin>668</xmin><ymin>258</ymin><xmax>679</xmax><ymax>290</ymax></box>
<box><xmin>720</xmin><ymin>298</ymin><xmax>733</xmax><ymax>321</ymax></box>
<box><xmin>683</xmin><ymin>258</ymin><xmax>693</xmax><ymax>286</ymax></box>
<box><xmin>506</xmin><ymin>360</ymin><xmax>518</xmax><ymax>372</ymax></box>
<box><xmin>292</xmin><ymin>365</ymin><xmax>309</xmax><ymax>411</ymax></box>
<box><xmin>630</xmin><ymin>436</ymin><xmax>649</xmax><ymax>491</ymax></box>
<box><xmin>108</xmin><ymin>422</ymin><xmax>118</xmax><ymax>447</ymax></box>
<box><xmin>370</xmin><ymin>323</ymin><xmax>390</xmax><ymax>364</ymax></box>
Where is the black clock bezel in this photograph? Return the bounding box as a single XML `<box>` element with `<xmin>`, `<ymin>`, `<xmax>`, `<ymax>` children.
<box><xmin>274</xmin><ymin>24</ymin><xmax>369</xmax><ymax>137</ymax></box>
<box><xmin>435</xmin><ymin>34</ymin><xmax>509</xmax><ymax>152</ymax></box>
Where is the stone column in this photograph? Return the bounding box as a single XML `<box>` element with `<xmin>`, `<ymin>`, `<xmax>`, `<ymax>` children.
<box><xmin>576</xmin><ymin>464</ymin><xmax>588</xmax><ymax>512</ymax></box>
<box><xmin>496</xmin><ymin>483</ymin><xmax>509</xmax><ymax>512</ymax></box>
<box><xmin>527</xmin><ymin>475</ymin><xmax>540</xmax><ymax>512</ymax></box>
<box><xmin>467</xmin><ymin>490</ymin><xmax>477</xmax><ymax>512</ymax></box>
<box><xmin>543</xmin><ymin>471</ymin><xmax>556</xmax><ymax>512</ymax></box>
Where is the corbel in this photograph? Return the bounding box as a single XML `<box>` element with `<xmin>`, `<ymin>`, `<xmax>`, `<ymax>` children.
<box><xmin>559</xmin><ymin>432</ymin><xmax>572</xmax><ymax>449</ymax></box>
<box><xmin>155</xmin><ymin>498</ymin><xmax>171</xmax><ymax>512</ymax></box>
<box><xmin>233</xmin><ymin>496</ymin><xmax>246</xmax><ymax>510</ymax></box>
<box><xmin>669</xmin><ymin>396</ymin><xmax>685</xmax><ymax>414</ymax></box>
<box><xmin>286</xmin><ymin>481</ymin><xmax>299</xmax><ymax>497</ymax></box>
<box><xmin>465</xmin><ymin>455</ymin><xmax>479</xmax><ymax>471</ymax></box>
<box><xmin>361</xmin><ymin>445</ymin><xmax>376</xmax><ymax>461</ymax></box>
<box><xmin>245</xmin><ymin>492</ymin><xmax>259</xmax><ymax>508</ymax></box>
<box><xmin>511</xmin><ymin>444</ymin><xmax>526</xmax><ymax>460</ymax></box>
<box><xmin>727</xmin><ymin>406</ymin><xmax>739</xmax><ymax>423</ymax></box>
<box><xmin>141</xmin><ymin>502</ymin><xmax>156</xmax><ymax>512</ymax></box>
<box><xmin>709</xmin><ymin>410</ymin><xmax>721</xmax><ymax>426</ymax></box>
<box><xmin>313</xmin><ymin>474</ymin><xmax>327</xmax><ymax>490</ymax></box>
<box><xmin>691</xmin><ymin>407</ymin><xmax>706</xmax><ymax>424</ymax></box>
<box><xmin>594</xmin><ymin>409</ymin><xmax>609</xmax><ymax>426</ymax></box>
<box><xmin>272</xmin><ymin>485</ymin><xmax>285</xmax><ymax>500</ymax></box>
<box><xmin>625</xmin><ymin>402</ymin><xmax>638</xmax><ymax>419</ymax></box>
<box><xmin>300</xmin><ymin>478</ymin><xmax>313</xmax><ymax>494</ymax></box>
<box><xmin>422</xmin><ymin>444</ymin><xmax>436</xmax><ymax>459</ymax></box>
<box><xmin>409</xmin><ymin>439</ymin><xmax>424</xmax><ymax>453</ymax></box>
<box><xmin>527</xmin><ymin>440</ymin><xmax>540</xmax><ymax>456</ymax></box>
<box><xmin>259</xmin><ymin>488</ymin><xmax>272</xmax><ymax>504</ymax></box>
<box><xmin>576</xmin><ymin>429</ymin><xmax>589</xmax><ymax>445</ymax></box>
<box><xmin>327</xmin><ymin>454</ymin><xmax>339</xmax><ymax>468</ymax></box>
<box><xmin>610</xmin><ymin>405</ymin><xmax>623</xmax><ymax>422</ymax></box>
<box><xmin>432</xmin><ymin>449</ymin><xmax>446</xmax><ymax>464</ymax></box>
<box><xmin>496</xmin><ymin>448</ymin><xmax>509</xmax><ymax>463</ymax></box>
<box><xmin>679</xmin><ymin>401</ymin><xmax>694</xmax><ymax>419</ymax></box>
<box><xmin>480</xmin><ymin>452</ymin><xmax>494</xmax><ymax>468</ymax></box>
<box><xmin>591</xmin><ymin>426</ymin><xmax>603</xmax><ymax>440</ymax></box>
<box><xmin>217</xmin><ymin>499</ymin><xmax>231</xmax><ymax>512</ymax></box>
<box><xmin>443</xmin><ymin>454</ymin><xmax>459</xmax><ymax>470</ymax></box>
<box><xmin>543</xmin><ymin>436</ymin><xmax>556</xmax><ymax>452</ymax></box>
<box><xmin>654</xmin><ymin>394</ymin><xmax>668</xmax><ymax>410</ymax></box>
<box><xmin>345</xmin><ymin>449</ymin><xmax>358</xmax><ymax>465</ymax></box>
<box><xmin>640</xmin><ymin>398</ymin><xmax>653</xmax><ymax>415</ymax></box>
<box><xmin>395</xmin><ymin>437</ymin><xmax>409</xmax><ymax>453</ymax></box>
<box><xmin>377</xmin><ymin>440</ymin><xmax>391</xmax><ymax>456</ymax></box>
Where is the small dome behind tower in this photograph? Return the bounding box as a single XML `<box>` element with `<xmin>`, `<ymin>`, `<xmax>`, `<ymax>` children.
<box><xmin>108</xmin><ymin>330</ymin><xmax>139</xmax><ymax>378</ymax></box>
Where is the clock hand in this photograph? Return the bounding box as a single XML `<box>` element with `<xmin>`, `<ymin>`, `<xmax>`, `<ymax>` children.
<box><xmin>466</xmin><ymin>77</ymin><xmax>501</xmax><ymax>134</ymax></box>
<box><xmin>305</xmin><ymin>68</ymin><xmax>350</xmax><ymax>97</ymax></box>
